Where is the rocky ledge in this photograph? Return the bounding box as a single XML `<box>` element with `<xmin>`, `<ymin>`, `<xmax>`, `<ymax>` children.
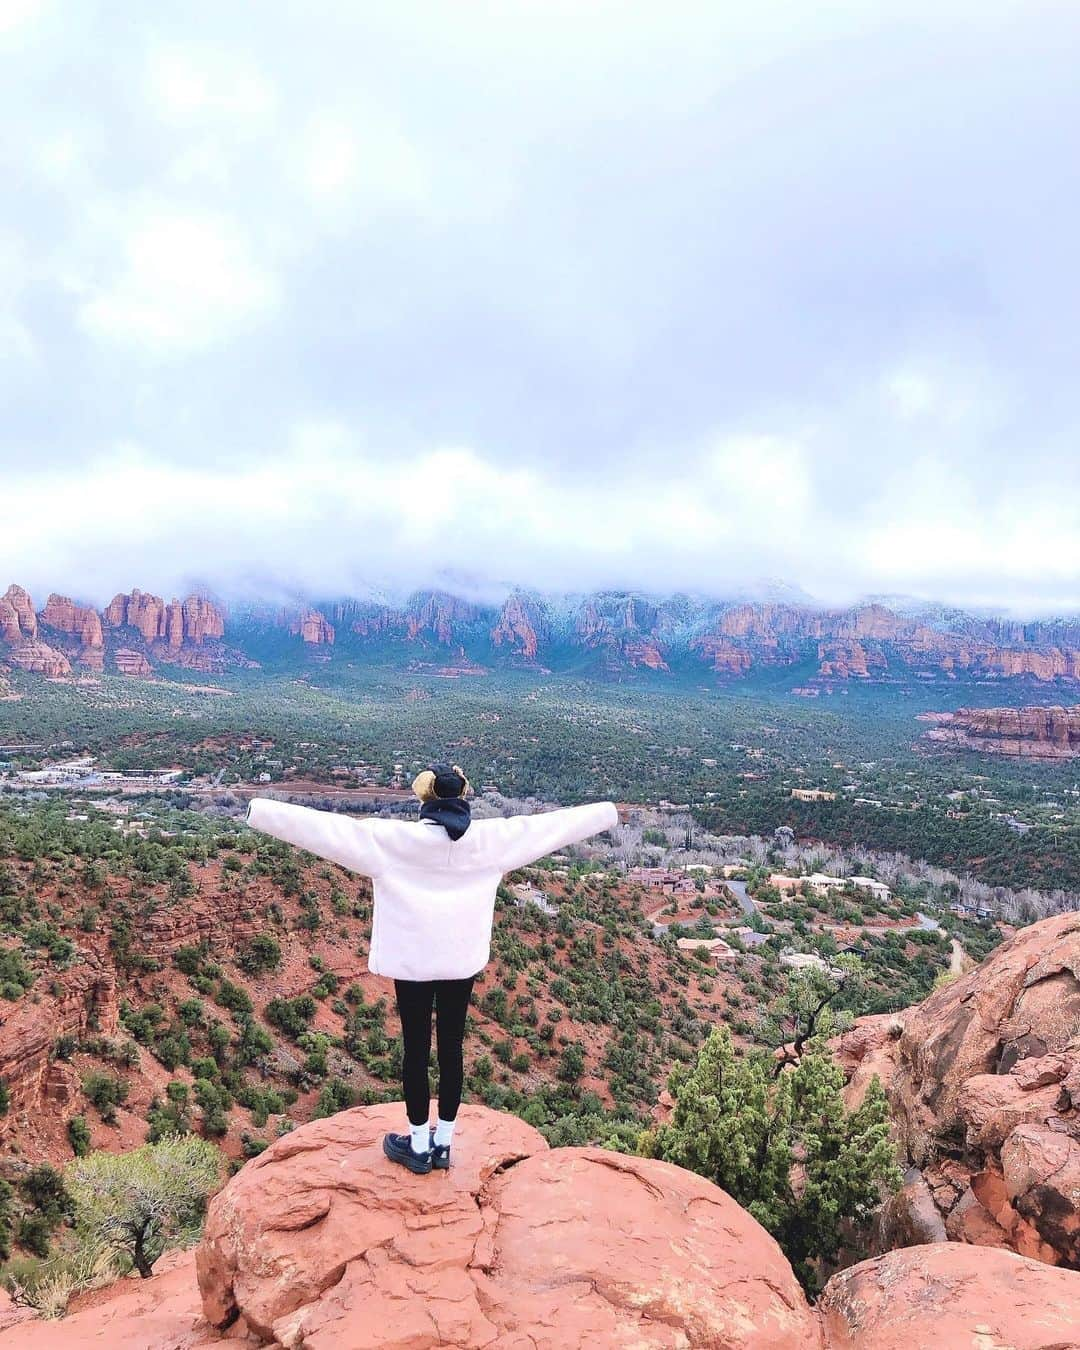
<box><xmin>9</xmin><ymin>1099</ymin><xmax>1080</xmax><ymax>1347</ymax></box>
<box><xmin>832</xmin><ymin>910</ymin><xmax>1080</xmax><ymax>1267</ymax></box>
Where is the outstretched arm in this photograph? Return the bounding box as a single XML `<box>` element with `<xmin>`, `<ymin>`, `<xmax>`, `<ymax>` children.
<box><xmin>244</xmin><ymin>798</ymin><xmax>385</xmax><ymax>877</ymax></box>
<box><xmin>486</xmin><ymin>801</ymin><xmax>618</xmax><ymax>873</ymax></box>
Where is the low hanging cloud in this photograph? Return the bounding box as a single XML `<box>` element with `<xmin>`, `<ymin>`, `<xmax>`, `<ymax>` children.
<box><xmin>3</xmin><ymin>430</ymin><xmax>1077</xmax><ymax>616</ymax></box>
<box><xmin>1</xmin><ymin>1</ymin><xmax>1078</xmax><ymax>614</ymax></box>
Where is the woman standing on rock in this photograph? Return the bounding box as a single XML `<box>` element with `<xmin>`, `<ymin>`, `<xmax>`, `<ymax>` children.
<box><xmin>245</xmin><ymin>764</ymin><xmax>618</xmax><ymax>1175</ymax></box>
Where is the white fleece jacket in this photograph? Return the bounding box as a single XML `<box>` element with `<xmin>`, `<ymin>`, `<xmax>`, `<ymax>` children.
<box><xmin>244</xmin><ymin>797</ymin><xmax>618</xmax><ymax>981</ymax></box>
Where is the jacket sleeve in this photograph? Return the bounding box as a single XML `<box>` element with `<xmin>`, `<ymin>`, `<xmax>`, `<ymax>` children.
<box><xmin>485</xmin><ymin>801</ymin><xmax>618</xmax><ymax>873</ymax></box>
<box><xmin>244</xmin><ymin>798</ymin><xmax>386</xmax><ymax>877</ymax></box>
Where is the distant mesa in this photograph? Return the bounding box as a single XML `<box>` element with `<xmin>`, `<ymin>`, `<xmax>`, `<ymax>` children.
<box><xmin>3</xmin><ymin>581</ymin><xmax>1080</xmax><ymax>685</ymax></box>
<box><xmin>926</xmin><ymin>705</ymin><xmax>1080</xmax><ymax>758</ymax></box>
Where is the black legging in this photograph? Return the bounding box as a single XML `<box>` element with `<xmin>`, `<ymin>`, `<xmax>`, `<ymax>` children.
<box><xmin>394</xmin><ymin>975</ymin><xmax>476</xmax><ymax>1127</ymax></box>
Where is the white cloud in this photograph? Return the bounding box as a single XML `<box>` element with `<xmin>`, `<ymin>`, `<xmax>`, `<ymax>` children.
<box><xmin>0</xmin><ymin>0</ymin><xmax>46</xmax><ymax>38</ymax></box>
<box><xmin>2</xmin><ymin>428</ymin><xmax>1076</xmax><ymax>614</ymax></box>
<box><xmin>78</xmin><ymin>209</ymin><xmax>277</xmax><ymax>353</ymax></box>
<box><xmin>145</xmin><ymin>43</ymin><xmax>276</xmax><ymax>133</ymax></box>
<box><xmin>883</xmin><ymin>370</ymin><xmax>935</xmax><ymax>419</ymax></box>
<box><xmin>296</xmin><ymin>109</ymin><xmax>431</xmax><ymax>219</ymax></box>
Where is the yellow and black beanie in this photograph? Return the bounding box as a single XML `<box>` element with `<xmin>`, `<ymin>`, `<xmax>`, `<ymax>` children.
<box><xmin>411</xmin><ymin>762</ymin><xmax>471</xmax><ymax>803</ymax></box>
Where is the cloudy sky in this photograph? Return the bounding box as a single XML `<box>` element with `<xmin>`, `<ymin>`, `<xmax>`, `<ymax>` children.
<box><xmin>2</xmin><ymin>1</ymin><xmax>1078</xmax><ymax>614</ymax></box>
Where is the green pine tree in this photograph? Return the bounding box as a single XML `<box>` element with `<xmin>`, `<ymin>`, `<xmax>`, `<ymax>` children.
<box><xmin>642</xmin><ymin>1025</ymin><xmax>899</xmax><ymax>1291</ymax></box>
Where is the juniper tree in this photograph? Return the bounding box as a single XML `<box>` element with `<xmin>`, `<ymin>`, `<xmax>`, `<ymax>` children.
<box><xmin>643</xmin><ymin>1024</ymin><xmax>899</xmax><ymax>1291</ymax></box>
<box><xmin>66</xmin><ymin>1134</ymin><xmax>221</xmax><ymax>1278</ymax></box>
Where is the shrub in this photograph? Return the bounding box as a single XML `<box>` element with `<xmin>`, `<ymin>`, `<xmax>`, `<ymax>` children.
<box><xmin>237</xmin><ymin>933</ymin><xmax>281</xmax><ymax>976</ymax></box>
<box><xmin>67</xmin><ymin>1116</ymin><xmax>92</xmax><ymax>1158</ymax></box>
<box><xmin>82</xmin><ymin>1071</ymin><xmax>129</xmax><ymax>1124</ymax></box>
<box><xmin>265</xmin><ymin>995</ymin><xmax>316</xmax><ymax>1039</ymax></box>
<box><xmin>65</xmin><ymin>1134</ymin><xmax>222</xmax><ymax>1277</ymax></box>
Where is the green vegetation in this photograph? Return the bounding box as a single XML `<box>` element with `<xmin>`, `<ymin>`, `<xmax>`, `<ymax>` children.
<box><xmin>643</xmin><ymin>1025</ymin><xmax>900</xmax><ymax>1291</ymax></box>
<box><xmin>65</xmin><ymin>1134</ymin><xmax>221</xmax><ymax>1278</ymax></box>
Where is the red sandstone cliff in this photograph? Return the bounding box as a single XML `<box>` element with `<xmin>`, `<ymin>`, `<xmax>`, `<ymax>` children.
<box><xmin>832</xmin><ymin>911</ymin><xmax>1080</xmax><ymax>1269</ymax></box>
<box><xmin>574</xmin><ymin>597</ymin><xmax>670</xmax><ymax>671</ymax></box>
<box><xmin>40</xmin><ymin>594</ymin><xmax>106</xmax><ymax>671</ymax></box>
<box><xmin>288</xmin><ymin>608</ymin><xmax>335</xmax><ymax>644</ymax></box>
<box><xmin>104</xmin><ymin>589</ymin><xmax>225</xmax><ymax>649</ymax></box>
<box><xmin>693</xmin><ymin>602</ymin><xmax>1080</xmax><ymax>683</ymax></box>
<box><xmin>0</xmin><ymin>954</ymin><xmax>118</xmax><ymax>1130</ymax></box>
<box><xmin>0</xmin><ymin>586</ymin><xmax>71</xmax><ymax>677</ymax></box>
<box><xmin>490</xmin><ymin>592</ymin><xmax>544</xmax><ymax>661</ymax></box>
<box><xmin>347</xmin><ymin>591</ymin><xmax>482</xmax><ymax>646</ymax></box>
<box><xmin>926</xmin><ymin>705</ymin><xmax>1080</xmax><ymax>758</ymax></box>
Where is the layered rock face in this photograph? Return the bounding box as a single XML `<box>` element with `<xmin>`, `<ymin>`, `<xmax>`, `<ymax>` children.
<box><xmin>1</xmin><ymin>584</ymin><xmax>38</xmax><ymax>640</ymax></box>
<box><xmin>574</xmin><ymin>595</ymin><xmax>670</xmax><ymax>671</ymax></box>
<box><xmin>287</xmin><ymin>609</ymin><xmax>335</xmax><ymax>644</ymax></box>
<box><xmin>490</xmin><ymin>592</ymin><xmax>545</xmax><ymax>661</ymax></box>
<box><xmin>0</xmin><ymin>955</ymin><xmax>119</xmax><ymax>1126</ymax></box>
<box><xmin>346</xmin><ymin>591</ymin><xmax>483</xmax><ymax>646</ymax></box>
<box><xmin>105</xmin><ymin>589</ymin><xmax>226</xmax><ymax>648</ymax></box>
<box><xmin>5</xmin><ymin>580</ymin><xmax>1080</xmax><ymax>682</ymax></box>
<box><xmin>0</xmin><ymin>585</ymin><xmax>72</xmax><ymax>676</ymax></box>
<box><xmin>40</xmin><ymin>594</ymin><xmax>106</xmax><ymax>670</ymax></box>
<box><xmin>927</xmin><ymin>705</ymin><xmax>1080</xmax><ymax>758</ymax></box>
<box><xmin>0</xmin><ymin>583</ymin><xmax>230</xmax><ymax>678</ymax></box>
<box><xmin>838</xmin><ymin>912</ymin><xmax>1080</xmax><ymax>1268</ymax></box>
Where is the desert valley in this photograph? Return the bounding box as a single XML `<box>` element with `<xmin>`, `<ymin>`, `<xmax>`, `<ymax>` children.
<box><xmin>0</xmin><ymin>576</ymin><xmax>1078</xmax><ymax>1343</ymax></box>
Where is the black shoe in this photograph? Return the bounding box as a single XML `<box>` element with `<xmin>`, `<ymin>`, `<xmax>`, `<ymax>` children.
<box><xmin>428</xmin><ymin>1128</ymin><xmax>451</xmax><ymax>1169</ymax></box>
<box><xmin>382</xmin><ymin>1132</ymin><xmax>432</xmax><ymax>1174</ymax></box>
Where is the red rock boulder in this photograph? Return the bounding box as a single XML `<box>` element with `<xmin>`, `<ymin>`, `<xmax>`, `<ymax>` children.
<box><xmin>818</xmin><ymin>1242</ymin><xmax>1080</xmax><ymax>1349</ymax></box>
<box><xmin>197</xmin><ymin>1101</ymin><xmax>821</xmax><ymax>1349</ymax></box>
<box><xmin>884</xmin><ymin>911</ymin><xmax>1080</xmax><ymax>1266</ymax></box>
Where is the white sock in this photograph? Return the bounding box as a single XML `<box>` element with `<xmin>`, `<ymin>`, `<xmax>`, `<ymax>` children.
<box><xmin>433</xmin><ymin>1117</ymin><xmax>456</xmax><ymax>1148</ymax></box>
<box><xmin>409</xmin><ymin>1122</ymin><xmax>429</xmax><ymax>1155</ymax></box>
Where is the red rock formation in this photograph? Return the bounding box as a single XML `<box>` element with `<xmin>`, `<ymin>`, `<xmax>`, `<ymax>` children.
<box><xmin>830</xmin><ymin>1012</ymin><xmax>902</xmax><ymax>1110</ymax></box>
<box><xmin>342</xmin><ymin>592</ymin><xmax>482</xmax><ymax>646</ymax></box>
<box><xmin>7</xmin><ymin>1247</ymin><xmax>220</xmax><ymax>1349</ymax></box>
<box><xmin>817</xmin><ymin>639</ymin><xmax>889</xmax><ymax>679</ymax></box>
<box><xmin>113</xmin><ymin>647</ymin><xmax>153</xmax><ymax>676</ymax></box>
<box><xmin>11</xmin><ymin>1101</ymin><xmax>1080</xmax><ymax>1346</ymax></box>
<box><xmin>0</xmin><ymin>954</ymin><xmax>118</xmax><ymax>1127</ymax></box>
<box><xmin>197</xmin><ymin>1102</ymin><xmax>821</xmax><ymax>1348</ymax></box>
<box><xmin>165</xmin><ymin>600</ymin><xmax>185</xmax><ymax>648</ymax></box>
<box><xmin>623</xmin><ymin>638</ymin><xmax>669</xmax><ymax>670</ymax></box>
<box><xmin>288</xmin><ymin>609</ymin><xmax>335</xmax><ymax>645</ymax></box>
<box><xmin>490</xmin><ymin>592</ymin><xmax>542</xmax><ymax>660</ymax></box>
<box><xmin>104</xmin><ymin>589</ymin><xmax>225</xmax><ymax>650</ymax></box>
<box><xmin>2</xmin><ymin>584</ymin><xmax>38</xmax><ymax>640</ymax></box>
<box><xmin>880</xmin><ymin>912</ymin><xmax>1080</xmax><ymax>1266</ymax></box>
<box><xmin>5</xmin><ymin>640</ymin><xmax>72</xmax><ymax>677</ymax></box>
<box><xmin>40</xmin><ymin>594</ymin><xmax>106</xmax><ymax>670</ymax></box>
<box><xmin>718</xmin><ymin>602</ymin><xmax>823</xmax><ymax>640</ymax></box>
<box><xmin>181</xmin><ymin>595</ymin><xmax>225</xmax><ymax>645</ymax></box>
<box><xmin>694</xmin><ymin>602</ymin><xmax>1080</xmax><ymax>683</ymax></box>
<box><xmin>818</xmin><ymin>1243</ymin><xmax>1080</xmax><ymax>1349</ymax></box>
<box><xmin>927</xmin><ymin>705</ymin><xmax>1080</xmax><ymax>758</ymax></box>
<box><xmin>574</xmin><ymin>597</ymin><xmax>669</xmax><ymax>671</ymax></box>
<box><xmin>405</xmin><ymin>591</ymin><xmax>479</xmax><ymax>644</ymax></box>
<box><xmin>691</xmin><ymin>636</ymin><xmax>758</xmax><ymax>674</ymax></box>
